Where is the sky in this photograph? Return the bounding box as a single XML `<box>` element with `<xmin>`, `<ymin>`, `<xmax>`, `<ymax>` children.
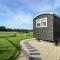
<box><xmin>0</xmin><ymin>0</ymin><xmax>60</xmax><ymax>29</ymax></box>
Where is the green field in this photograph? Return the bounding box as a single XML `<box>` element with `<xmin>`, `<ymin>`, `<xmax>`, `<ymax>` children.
<box><xmin>0</xmin><ymin>32</ymin><xmax>33</xmax><ymax>60</ymax></box>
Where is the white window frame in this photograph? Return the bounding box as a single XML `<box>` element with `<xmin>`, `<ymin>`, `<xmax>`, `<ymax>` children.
<box><xmin>36</xmin><ymin>17</ymin><xmax>47</xmax><ymax>28</ymax></box>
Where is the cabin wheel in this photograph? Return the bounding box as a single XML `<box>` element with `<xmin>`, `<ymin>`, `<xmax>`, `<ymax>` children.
<box><xmin>55</xmin><ymin>40</ymin><xmax>59</xmax><ymax>46</ymax></box>
<box><xmin>36</xmin><ymin>38</ymin><xmax>40</xmax><ymax>42</ymax></box>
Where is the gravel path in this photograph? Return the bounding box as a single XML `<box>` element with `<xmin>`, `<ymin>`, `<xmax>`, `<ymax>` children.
<box><xmin>17</xmin><ymin>38</ymin><xmax>60</xmax><ymax>60</ymax></box>
<box><xmin>29</xmin><ymin>38</ymin><xmax>60</xmax><ymax>60</ymax></box>
<box><xmin>16</xmin><ymin>49</ymin><xmax>28</xmax><ymax>60</ymax></box>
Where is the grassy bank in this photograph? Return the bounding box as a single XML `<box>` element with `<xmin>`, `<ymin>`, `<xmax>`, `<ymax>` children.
<box><xmin>0</xmin><ymin>32</ymin><xmax>33</xmax><ymax>60</ymax></box>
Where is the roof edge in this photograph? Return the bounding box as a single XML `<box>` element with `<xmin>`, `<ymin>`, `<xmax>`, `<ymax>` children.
<box><xmin>33</xmin><ymin>12</ymin><xmax>60</xmax><ymax>20</ymax></box>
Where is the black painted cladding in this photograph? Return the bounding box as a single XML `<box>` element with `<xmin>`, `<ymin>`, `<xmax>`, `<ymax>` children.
<box><xmin>33</xmin><ymin>14</ymin><xmax>60</xmax><ymax>41</ymax></box>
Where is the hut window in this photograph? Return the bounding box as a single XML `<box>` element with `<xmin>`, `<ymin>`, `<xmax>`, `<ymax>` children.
<box><xmin>36</xmin><ymin>17</ymin><xmax>47</xmax><ymax>28</ymax></box>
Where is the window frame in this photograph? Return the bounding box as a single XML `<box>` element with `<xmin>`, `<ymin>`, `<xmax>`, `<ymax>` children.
<box><xmin>36</xmin><ymin>17</ymin><xmax>47</xmax><ymax>28</ymax></box>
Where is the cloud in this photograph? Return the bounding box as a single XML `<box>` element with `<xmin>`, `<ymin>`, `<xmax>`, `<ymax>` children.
<box><xmin>19</xmin><ymin>0</ymin><xmax>53</xmax><ymax>12</ymax></box>
<box><xmin>19</xmin><ymin>0</ymin><xmax>60</xmax><ymax>13</ymax></box>
<box><xmin>12</xmin><ymin>10</ymin><xmax>33</xmax><ymax>24</ymax></box>
<box><xmin>0</xmin><ymin>3</ymin><xmax>14</xmax><ymax>17</ymax></box>
<box><xmin>0</xmin><ymin>0</ymin><xmax>60</xmax><ymax>29</ymax></box>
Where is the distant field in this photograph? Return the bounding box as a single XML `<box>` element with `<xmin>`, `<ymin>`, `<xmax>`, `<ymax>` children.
<box><xmin>0</xmin><ymin>32</ymin><xmax>33</xmax><ymax>60</ymax></box>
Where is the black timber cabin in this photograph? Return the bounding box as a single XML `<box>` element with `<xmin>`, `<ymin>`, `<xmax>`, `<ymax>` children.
<box><xmin>33</xmin><ymin>13</ymin><xmax>60</xmax><ymax>45</ymax></box>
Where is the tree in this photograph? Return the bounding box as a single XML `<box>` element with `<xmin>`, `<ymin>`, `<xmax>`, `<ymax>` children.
<box><xmin>0</xmin><ymin>26</ymin><xmax>6</xmax><ymax>31</ymax></box>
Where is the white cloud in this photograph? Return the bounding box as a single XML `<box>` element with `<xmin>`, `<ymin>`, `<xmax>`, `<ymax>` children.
<box><xmin>0</xmin><ymin>0</ymin><xmax>60</xmax><ymax>29</ymax></box>
<box><xmin>11</xmin><ymin>0</ymin><xmax>60</xmax><ymax>28</ymax></box>
<box><xmin>19</xmin><ymin>0</ymin><xmax>53</xmax><ymax>12</ymax></box>
<box><xmin>19</xmin><ymin>0</ymin><xmax>60</xmax><ymax>13</ymax></box>
<box><xmin>0</xmin><ymin>4</ymin><xmax>14</xmax><ymax>16</ymax></box>
<box><xmin>11</xmin><ymin>10</ymin><xmax>33</xmax><ymax>24</ymax></box>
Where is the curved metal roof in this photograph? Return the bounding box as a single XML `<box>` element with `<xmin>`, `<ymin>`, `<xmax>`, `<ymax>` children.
<box><xmin>33</xmin><ymin>12</ymin><xmax>60</xmax><ymax>20</ymax></box>
<box><xmin>33</xmin><ymin>12</ymin><xmax>53</xmax><ymax>19</ymax></box>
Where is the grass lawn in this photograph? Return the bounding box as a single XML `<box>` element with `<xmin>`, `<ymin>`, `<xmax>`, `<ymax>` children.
<box><xmin>0</xmin><ymin>32</ymin><xmax>33</xmax><ymax>60</ymax></box>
